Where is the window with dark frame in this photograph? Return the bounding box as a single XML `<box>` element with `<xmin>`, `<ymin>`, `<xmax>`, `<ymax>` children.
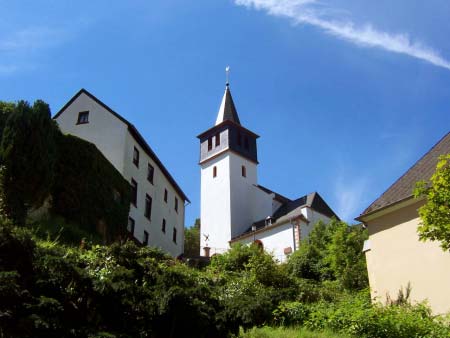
<box><xmin>162</xmin><ymin>219</ymin><xmax>166</xmax><ymax>233</ymax></box>
<box><xmin>131</xmin><ymin>179</ymin><xmax>138</xmax><ymax>206</ymax></box>
<box><xmin>147</xmin><ymin>163</ymin><xmax>154</xmax><ymax>184</ymax></box>
<box><xmin>215</xmin><ymin>133</ymin><xmax>220</xmax><ymax>147</ymax></box>
<box><xmin>207</xmin><ymin>137</ymin><xmax>212</xmax><ymax>151</ymax></box>
<box><xmin>143</xmin><ymin>231</ymin><xmax>149</xmax><ymax>246</ymax></box>
<box><xmin>172</xmin><ymin>228</ymin><xmax>177</xmax><ymax>243</ymax></box>
<box><xmin>242</xmin><ymin>165</ymin><xmax>246</xmax><ymax>177</ymax></box>
<box><xmin>213</xmin><ymin>166</ymin><xmax>217</xmax><ymax>178</ymax></box>
<box><xmin>133</xmin><ymin>147</ymin><xmax>139</xmax><ymax>167</ymax></box>
<box><xmin>127</xmin><ymin>217</ymin><xmax>135</xmax><ymax>235</ymax></box>
<box><xmin>164</xmin><ymin>189</ymin><xmax>168</xmax><ymax>203</ymax></box>
<box><xmin>77</xmin><ymin>111</ymin><xmax>89</xmax><ymax>124</ymax></box>
<box><xmin>175</xmin><ymin>197</ymin><xmax>179</xmax><ymax>213</ymax></box>
<box><xmin>145</xmin><ymin>194</ymin><xmax>152</xmax><ymax>220</ymax></box>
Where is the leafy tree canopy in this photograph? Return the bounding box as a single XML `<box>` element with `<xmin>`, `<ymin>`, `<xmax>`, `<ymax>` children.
<box><xmin>415</xmin><ymin>154</ymin><xmax>450</xmax><ymax>251</ymax></box>
<box><xmin>184</xmin><ymin>218</ymin><xmax>200</xmax><ymax>257</ymax></box>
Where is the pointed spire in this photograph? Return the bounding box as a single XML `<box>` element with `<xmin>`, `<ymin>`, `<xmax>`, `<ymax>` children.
<box><xmin>215</xmin><ymin>85</ymin><xmax>241</xmax><ymax>125</ymax></box>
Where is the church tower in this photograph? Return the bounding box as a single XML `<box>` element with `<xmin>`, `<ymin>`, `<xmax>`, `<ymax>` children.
<box><xmin>198</xmin><ymin>82</ymin><xmax>259</xmax><ymax>255</ymax></box>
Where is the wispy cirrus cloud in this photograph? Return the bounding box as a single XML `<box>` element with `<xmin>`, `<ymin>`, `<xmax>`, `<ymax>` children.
<box><xmin>235</xmin><ymin>0</ymin><xmax>450</xmax><ymax>71</ymax></box>
<box><xmin>0</xmin><ymin>27</ymin><xmax>66</xmax><ymax>52</ymax></box>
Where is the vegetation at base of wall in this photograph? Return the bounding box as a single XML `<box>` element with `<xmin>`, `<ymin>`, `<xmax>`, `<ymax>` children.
<box><xmin>414</xmin><ymin>153</ymin><xmax>450</xmax><ymax>251</ymax></box>
<box><xmin>0</xmin><ymin>100</ymin><xmax>59</xmax><ymax>225</ymax></box>
<box><xmin>1</xmin><ymin>219</ymin><xmax>449</xmax><ymax>338</ymax></box>
<box><xmin>240</xmin><ymin>326</ymin><xmax>352</xmax><ymax>338</ymax></box>
<box><xmin>0</xmin><ymin>99</ymin><xmax>130</xmax><ymax>241</ymax></box>
<box><xmin>51</xmin><ymin>133</ymin><xmax>130</xmax><ymax>241</ymax></box>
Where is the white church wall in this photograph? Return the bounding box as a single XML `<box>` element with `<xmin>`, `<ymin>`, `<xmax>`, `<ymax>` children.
<box><xmin>237</xmin><ymin>222</ymin><xmax>295</xmax><ymax>262</ymax></box>
<box><xmin>55</xmin><ymin>92</ymin><xmax>128</xmax><ymax>173</ymax></box>
<box><xmin>229</xmin><ymin>152</ymin><xmax>259</xmax><ymax>238</ymax></box>
<box><xmin>251</xmin><ymin>186</ymin><xmax>274</xmax><ymax>224</ymax></box>
<box><xmin>124</xmin><ymin>132</ymin><xmax>185</xmax><ymax>257</ymax></box>
<box><xmin>200</xmin><ymin>152</ymin><xmax>232</xmax><ymax>254</ymax></box>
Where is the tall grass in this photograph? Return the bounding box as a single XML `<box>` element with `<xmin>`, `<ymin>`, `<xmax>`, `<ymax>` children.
<box><xmin>240</xmin><ymin>326</ymin><xmax>351</xmax><ymax>338</ymax></box>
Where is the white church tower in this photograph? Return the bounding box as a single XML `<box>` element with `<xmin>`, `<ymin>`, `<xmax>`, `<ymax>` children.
<box><xmin>198</xmin><ymin>81</ymin><xmax>261</xmax><ymax>255</ymax></box>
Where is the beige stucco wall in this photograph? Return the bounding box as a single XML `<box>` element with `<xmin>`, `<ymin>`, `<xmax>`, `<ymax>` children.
<box><xmin>365</xmin><ymin>199</ymin><xmax>450</xmax><ymax>314</ymax></box>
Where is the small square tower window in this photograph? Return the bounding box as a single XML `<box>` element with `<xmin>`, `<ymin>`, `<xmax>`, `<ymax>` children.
<box><xmin>242</xmin><ymin>165</ymin><xmax>246</xmax><ymax>177</ymax></box>
<box><xmin>77</xmin><ymin>111</ymin><xmax>89</xmax><ymax>124</ymax></box>
<box><xmin>215</xmin><ymin>133</ymin><xmax>220</xmax><ymax>147</ymax></box>
<box><xmin>133</xmin><ymin>147</ymin><xmax>139</xmax><ymax>167</ymax></box>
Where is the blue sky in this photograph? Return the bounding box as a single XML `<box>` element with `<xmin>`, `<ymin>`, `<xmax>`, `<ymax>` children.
<box><xmin>1</xmin><ymin>0</ymin><xmax>449</xmax><ymax>225</ymax></box>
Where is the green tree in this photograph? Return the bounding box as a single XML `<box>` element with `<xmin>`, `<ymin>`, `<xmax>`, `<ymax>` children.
<box><xmin>0</xmin><ymin>100</ymin><xmax>58</xmax><ymax>225</ymax></box>
<box><xmin>414</xmin><ymin>154</ymin><xmax>450</xmax><ymax>251</ymax></box>
<box><xmin>287</xmin><ymin>219</ymin><xmax>368</xmax><ymax>290</ymax></box>
<box><xmin>184</xmin><ymin>218</ymin><xmax>200</xmax><ymax>256</ymax></box>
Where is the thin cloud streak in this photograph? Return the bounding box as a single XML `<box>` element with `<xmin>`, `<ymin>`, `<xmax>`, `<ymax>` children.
<box><xmin>235</xmin><ymin>0</ymin><xmax>450</xmax><ymax>71</ymax></box>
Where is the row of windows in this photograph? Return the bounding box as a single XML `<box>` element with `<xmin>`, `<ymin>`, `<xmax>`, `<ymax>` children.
<box><xmin>130</xmin><ymin>179</ymin><xmax>179</xmax><ymax>213</ymax></box>
<box><xmin>133</xmin><ymin>147</ymin><xmax>155</xmax><ymax>184</ymax></box>
<box><xmin>212</xmin><ymin>165</ymin><xmax>246</xmax><ymax>178</ymax></box>
<box><xmin>132</xmin><ymin>147</ymin><xmax>179</xmax><ymax>212</ymax></box>
<box><xmin>206</xmin><ymin>132</ymin><xmax>250</xmax><ymax>152</ymax></box>
<box><xmin>128</xmin><ymin>217</ymin><xmax>177</xmax><ymax>245</ymax></box>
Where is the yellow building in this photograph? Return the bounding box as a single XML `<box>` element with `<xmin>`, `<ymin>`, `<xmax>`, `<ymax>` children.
<box><xmin>356</xmin><ymin>132</ymin><xmax>450</xmax><ymax>314</ymax></box>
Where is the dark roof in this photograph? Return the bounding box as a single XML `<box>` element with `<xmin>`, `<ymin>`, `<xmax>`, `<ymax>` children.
<box><xmin>232</xmin><ymin>191</ymin><xmax>339</xmax><ymax>240</ymax></box>
<box><xmin>256</xmin><ymin>185</ymin><xmax>291</xmax><ymax>204</ymax></box>
<box><xmin>359</xmin><ymin>131</ymin><xmax>450</xmax><ymax>217</ymax></box>
<box><xmin>53</xmin><ymin>88</ymin><xmax>190</xmax><ymax>203</ymax></box>
<box><xmin>218</xmin><ymin>85</ymin><xmax>240</xmax><ymax>125</ymax></box>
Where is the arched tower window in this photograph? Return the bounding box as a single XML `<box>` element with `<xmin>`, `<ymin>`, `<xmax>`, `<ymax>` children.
<box><xmin>213</xmin><ymin>166</ymin><xmax>217</xmax><ymax>178</ymax></box>
<box><xmin>241</xmin><ymin>165</ymin><xmax>246</xmax><ymax>177</ymax></box>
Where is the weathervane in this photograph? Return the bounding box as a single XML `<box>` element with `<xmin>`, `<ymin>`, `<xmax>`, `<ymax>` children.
<box><xmin>225</xmin><ymin>65</ymin><xmax>230</xmax><ymax>86</ymax></box>
<box><xmin>203</xmin><ymin>233</ymin><xmax>210</xmax><ymax>247</ymax></box>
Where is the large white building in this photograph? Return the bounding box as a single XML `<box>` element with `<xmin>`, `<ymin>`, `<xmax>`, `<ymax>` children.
<box><xmin>54</xmin><ymin>89</ymin><xmax>189</xmax><ymax>257</ymax></box>
<box><xmin>198</xmin><ymin>84</ymin><xmax>338</xmax><ymax>261</ymax></box>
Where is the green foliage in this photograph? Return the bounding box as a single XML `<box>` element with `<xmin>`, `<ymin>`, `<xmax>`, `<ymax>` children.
<box><xmin>51</xmin><ymin>134</ymin><xmax>130</xmax><ymax>241</ymax></box>
<box><xmin>0</xmin><ymin>100</ymin><xmax>58</xmax><ymax>225</ymax></box>
<box><xmin>184</xmin><ymin>218</ymin><xmax>200</xmax><ymax>256</ymax></box>
<box><xmin>287</xmin><ymin>220</ymin><xmax>368</xmax><ymax>291</ymax></box>
<box><xmin>240</xmin><ymin>326</ymin><xmax>351</xmax><ymax>338</ymax></box>
<box><xmin>415</xmin><ymin>154</ymin><xmax>450</xmax><ymax>251</ymax></box>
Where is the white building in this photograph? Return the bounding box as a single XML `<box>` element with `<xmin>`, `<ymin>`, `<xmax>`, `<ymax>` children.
<box><xmin>198</xmin><ymin>84</ymin><xmax>338</xmax><ymax>261</ymax></box>
<box><xmin>54</xmin><ymin>89</ymin><xmax>189</xmax><ymax>257</ymax></box>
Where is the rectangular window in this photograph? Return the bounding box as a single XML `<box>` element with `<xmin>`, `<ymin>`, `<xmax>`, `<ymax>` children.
<box><xmin>207</xmin><ymin>137</ymin><xmax>212</xmax><ymax>151</ymax></box>
<box><xmin>172</xmin><ymin>228</ymin><xmax>177</xmax><ymax>244</ymax></box>
<box><xmin>174</xmin><ymin>197</ymin><xmax>179</xmax><ymax>213</ymax></box>
<box><xmin>147</xmin><ymin>163</ymin><xmax>154</xmax><ymax>184</ymax></box>
<box><xmin>76</xmin><ymin>111</ymin><xmax>89</xmax><ymax>124</ymax></box>
<box><xmin>215</xmin><ymin>133</ymin><xmax>220</xmax><ymax>147</ymax></box>
<box><xmin>162</xmin><ymin>219</ymin><xmax>166</xmax><ymax>233</ymax></box>
<box><xmin>143</xmin><ymin>231</ymin><xmax>149</xmax><ymax>246</ymax></box>
<box><xmin>242</xmin><ymin>165</ymin><xmax>246</xmax><ymax>177</ymax></box>
<box><xmin>164</xmin><ymin>189</ymin><xmax>168</xmax><ymax>203</ymax></box>
<box><xmin>237</xmin><ymin>132</ymin><xmax>242</xmax><ymax>146</ymax></box>
<box><xmin>127</xmin><ymin>217</ymin><xmax>135</xmax><ymax>235</ymax></box>
<box><xmin>213</xmin><ymin>166</ymin><xmax>217</xmax><ymax>178</ymax></box>
<box><xmin>133</xmin><ymin>147</ymin><xmax>139</xmax><ymax>167</ymax></box>
<box><xmin>145</xmin><ymin>194</ymin><xmax>152</xmax><ymax>220</ymax></box>
<box><xmin>244</xmin><ymin>136</ymin><xmax>249</xmax><ymax>150</ymax></box>
<box><xmin>131</xmin><ymin>179</ymin><xmax>138</xmax><ymax>206</ymax></box>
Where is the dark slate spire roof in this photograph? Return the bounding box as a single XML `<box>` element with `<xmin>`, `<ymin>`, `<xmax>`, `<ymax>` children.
<box><xmin>215</xmin><ymin>85</ymin><xmax>241</xmax><ymax>125</ymax></box>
